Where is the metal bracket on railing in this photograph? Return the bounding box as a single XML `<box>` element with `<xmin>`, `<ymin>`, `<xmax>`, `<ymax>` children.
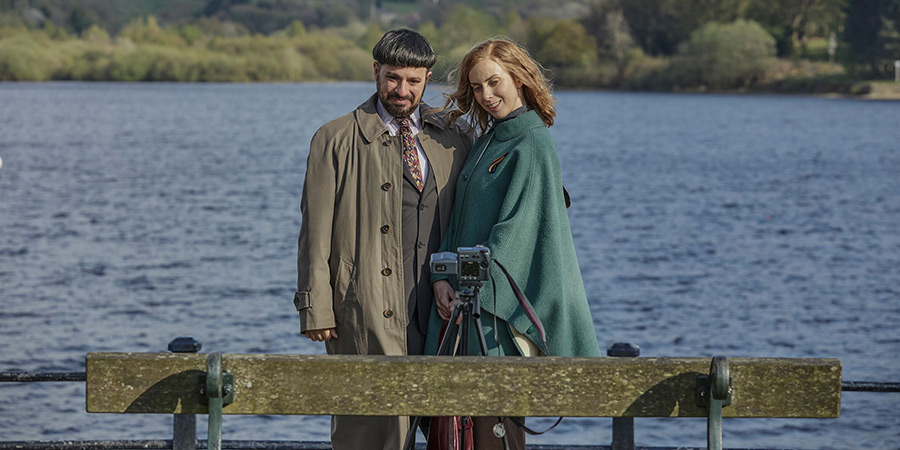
<box><xmin>697</xmin><ymin>356</ymin><xmax>732</xmax><ymax>450</ymax></box>
<box><xmin>205</xmin><ymin>353</ymin><xmax>234</xmax><ymax>450</ymax></box>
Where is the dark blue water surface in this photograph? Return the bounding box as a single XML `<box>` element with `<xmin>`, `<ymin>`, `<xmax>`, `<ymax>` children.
<box><xmin>1</xmin><ymin>83</ymin><xmax>898</xmax><ymax>448</ymax></box>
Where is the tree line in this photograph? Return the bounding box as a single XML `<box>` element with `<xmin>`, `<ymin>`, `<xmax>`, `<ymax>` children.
<box><xmin>0</xmin><ymin>0</ymin><xmax>898</xmax><ymax>91</ymax></box>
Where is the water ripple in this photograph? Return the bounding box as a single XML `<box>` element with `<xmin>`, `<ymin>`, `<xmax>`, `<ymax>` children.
<box><xmin>0</xmin><ymin>84</ymin><xmax>898</xmax><ymax>447</ymax></box>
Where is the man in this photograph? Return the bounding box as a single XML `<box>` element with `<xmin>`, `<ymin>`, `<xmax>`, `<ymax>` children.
<box><xmin>294</xmin><ymin>29</ymin><xmax>472</xmax><ymax>450</ymax></box>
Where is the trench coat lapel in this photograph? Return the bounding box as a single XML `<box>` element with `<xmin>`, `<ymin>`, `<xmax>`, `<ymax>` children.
<box><xmin>354</xmin><ymin>95</ymin><xmax>456</xmax><ymax>238</ymax></box>
<box><xmin>355</xmin><ymin>95</ymin><xmax>390</xmax><ymax>145</ymax></box>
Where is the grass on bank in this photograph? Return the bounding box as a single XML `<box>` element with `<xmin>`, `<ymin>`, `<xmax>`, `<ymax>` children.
<box><xmin>0</xmin><ymin>18</ymin><xmax>872</xmax><ymax>95</ymax></box>
<box><xmin>0</xmin><ymin>22</ymin><xmax>372</xmax><ymax>82</ymax></box>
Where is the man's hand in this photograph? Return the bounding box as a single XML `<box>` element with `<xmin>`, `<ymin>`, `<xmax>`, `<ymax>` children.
<box><xmin>433</xmin><ymin>280</ymin><xmax>458</xmax><ymax>321</ymax></box>
<box><xmin>303</xmin><ymin>328</ymin><xmax>338</xmax><ymax>342</ymax></box>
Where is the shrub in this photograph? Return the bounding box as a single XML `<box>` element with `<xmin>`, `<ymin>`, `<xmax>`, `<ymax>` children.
<box><xmin>672</xmin><ymin>20</ymin><xmax>777</xmax><ymax>90</ymax></box>
<box><xmin>68</xmin><ymin>47</ymin><xmax>113</xmax><ymax>80</ymax></box>
<box><xmin>295</xmin><ymin>32</ymin><xmax>361</xmax><ymax>80</ymax></box>
<box><xmin>81</xmin><ymin>24</ymin><xmax>110</xmax><ymax>44</ymax></box>
<box><xmin>335</xmin><ymin>47</ymin><xmax>372</xmax><ymax>81</ymax></box>
<box><xmin>118</xmin><ymin>16</ymin><xmax>187</xmax><ymax>48</ymax></box>
<box><xmin>192</xmin><ymin>55</ymin><xmax>234</xmax><ymax>81</ymax></box>
<box><xmin>621</xmin><ymin>50</ymin><xmax>672</xmax><ymax>90</ymax></box>
<box><xmin>108</xmin><ymin>45</ymin><xmax>169</xmax><ymax>81</ymax></box>
<box><xmin>0</xmin><ymin>34</ymin><xmax>65</xmax><ymax>80</ymax></box>
<box><xmin>145</xmin><ymin>46</ymin><xmax>206</xmax><ymax>82</ymax></box>
<box><xmin>58</xmin><ymin>39</ymin><xmax>111</xmax><ymax>80</ymax></box>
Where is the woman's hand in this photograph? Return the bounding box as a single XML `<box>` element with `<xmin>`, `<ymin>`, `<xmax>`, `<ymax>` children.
<box><xmin>433</xmin><ymin>280</ymin><xmax>458</xmax><ymax>321</ymax></box>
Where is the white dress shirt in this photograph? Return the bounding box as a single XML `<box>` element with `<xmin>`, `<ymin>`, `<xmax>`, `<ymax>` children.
<box><xmin>376</xmin><ymin>100</ymin><xmax>429</xmax><ymax>182</ymax></box>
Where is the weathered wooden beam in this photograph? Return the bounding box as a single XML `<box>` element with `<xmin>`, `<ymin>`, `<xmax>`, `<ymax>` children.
<box><xmin>86</xmin><ymin>353</ymin><xmax>840</xmax><ymax>418</ymax></box>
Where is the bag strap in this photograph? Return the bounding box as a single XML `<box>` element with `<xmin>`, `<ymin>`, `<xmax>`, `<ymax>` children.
<box><xmin>509</xmin><ymin>416</ymin><xmax>563</xmax><ymax>435</ymax></box>
<box><xmin>493</xmin><ymin>259</ymin><xmax>566</xmax><ymax>435</ymax></box>
<box><xmin>493</xmin><ymin>259</ymin><xmax>550</xmax><ymax>355</ymax></box>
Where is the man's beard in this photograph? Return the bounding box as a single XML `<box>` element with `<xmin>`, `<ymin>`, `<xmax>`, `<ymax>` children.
<box><xmin>378</xmin><ymin>89</ymin><xmax>422</xmax><ymax>118</ymax></box>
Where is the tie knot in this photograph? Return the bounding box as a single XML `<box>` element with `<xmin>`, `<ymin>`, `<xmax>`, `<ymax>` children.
<box><xmin>396</xmin><ymin>117</ymin><xmax>411</xmax><ymax>131</ymax></box>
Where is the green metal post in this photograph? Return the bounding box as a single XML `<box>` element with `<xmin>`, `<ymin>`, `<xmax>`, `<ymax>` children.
<box><xmin>707</xmin><ymin>394</ymin><xmax>724</xmax><ymax>450</ymax></box>
<box><xmin>205</xmin><ymin>353</ymin><xmax>234</xmax><ymax>450</ymax></box>
<box><xmin>703</xmin><ymin>356</ymin><xmax>731</xmax><ymax>450</ymax></box>
<box><xmin>206</xmin><ymin>353</ymin><xmax>223</xmax><ymax>450</ymax></box>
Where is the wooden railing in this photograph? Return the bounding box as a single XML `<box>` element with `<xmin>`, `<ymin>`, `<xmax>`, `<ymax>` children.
<box><xmin>84</xmin><ymin>351</ymin><xmax>842</xmax><ymax>450</ymax></box>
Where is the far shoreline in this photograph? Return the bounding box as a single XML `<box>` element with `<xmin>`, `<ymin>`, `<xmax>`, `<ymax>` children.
<box><xmin>2</xmin><ymin>79</ymin><xmax>898</xmax><ymax>101</ymax></box>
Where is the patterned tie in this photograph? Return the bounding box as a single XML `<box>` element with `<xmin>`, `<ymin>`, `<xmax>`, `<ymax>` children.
<box><xmin>397</xmin><ymin>117</ymin><xmax>424</xmax><ymax>191</ymax></box>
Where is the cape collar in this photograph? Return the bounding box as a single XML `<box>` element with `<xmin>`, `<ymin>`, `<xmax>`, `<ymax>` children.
<box><xmin>490</xmin><ymin>109</ymin><xmax>546</xmax><ymax>142</ymax></box>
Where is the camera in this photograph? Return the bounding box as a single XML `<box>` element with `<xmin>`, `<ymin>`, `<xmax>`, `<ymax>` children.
<box><xmin>431</xmin><ymin>246</ymin><xmax>491</xmax><ymax>286</ymax></box>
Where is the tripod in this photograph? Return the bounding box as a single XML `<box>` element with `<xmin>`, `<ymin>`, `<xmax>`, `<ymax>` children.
<box><xmin>403</xmin><ymin>283</ymin><xmax>512</xmax><ymax>450</ymax></box>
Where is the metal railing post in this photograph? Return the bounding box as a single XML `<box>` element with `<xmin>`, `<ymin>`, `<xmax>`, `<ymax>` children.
<box><xmin>169</xmin><ymin>337</ymin><xmax>202</xmax><ymax>450</ymax></box>
<box><xmin>700</xmin><ymin>356</ymin><xmax>732</xmax><ymax>450</ymax></box>
<box><xmin>205</xmin><ymin>353</ymin><xmax>234</xmax><ymax>450</ymax></box>
<box><xmin>607</xmin><ymin>342</ymin><xmax>639</xmax><ymax>450</ymax></box>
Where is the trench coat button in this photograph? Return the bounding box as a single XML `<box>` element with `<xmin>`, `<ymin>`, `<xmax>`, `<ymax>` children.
<box><xmin>381</xmin><ymin>225</ymin><xmax>390</xmax><ymax>234</ymax></box>
<box><xmin>382</xmin><ymin>268</ymin><xmax>392</xmax><ymax>276</ymax></box>
<box><xmin>382</xmin><ymin>141</ymin><xmax>391</xmax><ymax>147</ymax></box>
<box><xmin>383</xmin><ymin>309</ymin><xmax>394</xmax><ymax>318</ymax></box>
<box><xmin>418</xmin><ymin>204</ymin><xmax>426</xmax><ymax>211</ymax></box>
<box><xmin>381</xmin><ymin>182</ymin><xmax>392</xmax><ymax>191</ymax></box>
<box><xmin>461</xmin><ymin>174</ymin><xmax>469</xmax><ymax>181</ymax></box>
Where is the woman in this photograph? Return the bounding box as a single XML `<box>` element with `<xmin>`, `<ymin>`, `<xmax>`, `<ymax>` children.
<box><xmin>425</xmin><ymin>39</ymin><xmax>601</xmax><ymax>449</ymax></box>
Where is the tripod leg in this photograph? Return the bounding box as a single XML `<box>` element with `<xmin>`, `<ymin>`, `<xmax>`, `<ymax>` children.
<box><xmin>457</xmin><ymin>306</ymin><xmax>471</xmax><ymax>450</ymax></box>
<box><xmin>405</xmin><ymin>304</ymin><xmax>466</xmax><ymax>450</ymax></box>
<box><xmin>459</xmin><ymin>417</ymin><xmax>468</xmax><ymax>450</ymax></box>
<box><xmin>473</xmin><ymin>313</ymin><xmax>513</xmax><ymax>450</ymax></box>
<box><xmin>405</xmin><ymin>416</ymin><xmax>422</xmax><ymax>450</ymax></box>
<box><xmin>459</xmin><ymin>303</ymin><xmax>470</xmax><ymax>357</ymax></box>
<box><xmin>437</xmin><ymin>304</ymin><xmax>463</xmax><ymax>356</ymax></box>
<box><xmin>473</xmin><ymin>314</ymin><xmax>490</xmax><ymax>357</ymax></box>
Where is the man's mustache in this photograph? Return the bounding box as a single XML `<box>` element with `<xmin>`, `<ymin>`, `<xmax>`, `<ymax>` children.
<box><xmin>387</xmin><ymin>93</ymin><xmax>414</xmax><ymax>102</ymax></box>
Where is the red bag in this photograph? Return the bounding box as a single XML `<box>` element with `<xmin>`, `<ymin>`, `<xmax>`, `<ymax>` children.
<box><xmin>426</xmin><ymin>416</ymin><xmax>473</xmax><ymax>450</ymax></box>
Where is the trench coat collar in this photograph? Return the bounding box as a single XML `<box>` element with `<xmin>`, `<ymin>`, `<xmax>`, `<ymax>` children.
<box><xmin>491</xmin><ymin>109</ymin><xmax>546</xmax><ymax>142</ymax></box>
<box><xmin>355</xmin><ymin>94</ymin><xmax>448</xmax><ymax>144</ymax></box>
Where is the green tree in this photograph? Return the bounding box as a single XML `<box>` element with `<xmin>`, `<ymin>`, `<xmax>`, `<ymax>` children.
<box><xmin>356</xmin><ymin>22</ymin><xmax>383</xmax><ymax>51</ymax></box>
<box><xmin>581</xmin><ymin>3</ymin><xmax>640</xmax><ymax>81</ymax></box>
<box><xmin>843</xmin><ymin>0</ymin><xmax>899</xmax><ymax>75</ymax></box>
<box><xmin>43</xmin><ymin>20</ymin><xmax>69</xmax><ymax>40</ymax></box>
<box><xmin>286</xmin><ymin>19</ymin><xmax>307</xmax><ymax>38</ymax></box>
<box><xmin>887</xmin><ymin>0</ymin><xmax>900</xmax><ymax>62</ymax></box>
<box><xmin>614</xmin><ymin>0</ymin><xmax>684</xmax><ymax>56</ymax></box>
<box><xmin>673</xmin><ymin>19</ymin><xmax>777</xmax><ymax>89</ymax></box>
<box><xmin>179</xmin><ymin>23</ymin><xmax>204</xmax><ymax>45</ymax></box>
<box><xmin>503</xmin><ymin>11</ymin><xmax>530</xmax><ymax>45</ymax></box>
<box><xmin>843</xmin><ymin>0</ymin><xmax>883</xmax><ymax>73</ymax></box>
<box><xmin>520</xmin><ymin>15</ymin><xmax>557</xmax><ymax>51</ymax></box>
<box><xmin>81</xmin><ymin>24</ymin><xmax>110</xmax><ymax>44</ymax></box>
<box><xmin>536</xmin><ymin>20</ymin><xmax>597</xmax><ymax>68</ymax></box>
<box><xmin>118</xmin><ymin>16</ymin><xmax>186</xmax><ymax>47</ymax></box>
<box><xmin>436</xmin><ymin>5</ymin><xmax>497</xmax><ymax>52</ymax></box>
<box><xmin>746</xmin><ymin>0</ymin><xmax>845</xmax><ymax>57</ymax></box>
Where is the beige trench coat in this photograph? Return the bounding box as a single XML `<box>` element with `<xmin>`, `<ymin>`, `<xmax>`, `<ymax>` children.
<box><xmin>294</xmin><ymin>95</ymin><xmax>471</xmax><ymax>450</ymax></box>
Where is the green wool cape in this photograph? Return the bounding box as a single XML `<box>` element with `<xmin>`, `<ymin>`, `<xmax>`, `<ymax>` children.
<box><xmin>425</xmin><ymin>110</ymin><xmax>601</xmax><ymax>358</ymax></box>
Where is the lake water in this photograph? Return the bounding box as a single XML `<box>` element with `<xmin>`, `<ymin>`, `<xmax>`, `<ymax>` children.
<box><xmin>0</xmin><ymin>82</ymin><xmax>898</xmax><ymax>449</ymax></box>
